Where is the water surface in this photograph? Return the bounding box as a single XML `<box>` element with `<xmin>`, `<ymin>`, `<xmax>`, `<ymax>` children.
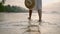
<box><xmin>0</xmin><ymin>13</ymin><xmax>60</xmax><ymax>34</ymax></box>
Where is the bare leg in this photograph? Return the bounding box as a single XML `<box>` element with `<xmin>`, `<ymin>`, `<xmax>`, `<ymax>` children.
<box><xmin>38</xmin><ymin>9</ymin><xmax>42</xmax><ymax>22</ymax></box>
<box><xmin>28</xmin><ymin>9</ymin><xmax>32</xmax><ymax>20</ymax></box>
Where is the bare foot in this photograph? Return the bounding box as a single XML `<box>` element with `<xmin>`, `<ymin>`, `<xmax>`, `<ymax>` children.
<box><xmin>28</xmin><ymin>17</ymin><xmax>31</xmax><ymax>20</ymax></box>
<box><xmin>38</xmin><ymin>19</ymin><xmax>41</xmax><ymax>22</ymax></box>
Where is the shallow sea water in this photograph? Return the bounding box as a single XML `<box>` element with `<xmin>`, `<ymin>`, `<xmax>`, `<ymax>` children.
<box><xmin>0</xmin><ymin>13</ymin><xmax>60</xmax><ymax>34</ymax></box>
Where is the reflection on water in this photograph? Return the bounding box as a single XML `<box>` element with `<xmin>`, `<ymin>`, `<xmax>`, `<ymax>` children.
<box><xmin>0</xmin><ymin>13</ymin><xmax>60</xmax><ymax>34</ymax></box>
<box><xmin>22</xmin><ymin>20</ymin><xmax>41</xmax><ymax>34</ymax></box>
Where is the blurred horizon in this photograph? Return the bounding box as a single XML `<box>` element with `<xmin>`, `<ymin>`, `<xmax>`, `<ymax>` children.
<box><xmin>5</xmin><ymin>0</ymin><xmax>60</xmax><ymax>11</ymax></box>
<box><xmin>0</xmin><ymin>0</ymin><xmax>60</xmax><ymax>13</ymax></box>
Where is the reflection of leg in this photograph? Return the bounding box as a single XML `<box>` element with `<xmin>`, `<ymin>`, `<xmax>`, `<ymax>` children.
<box><xmin>38</xmin><ymin>9</ymin><xmax>42</xmax><ymax>22</ymax></box>
<box><xmin>28</xmin><ymin>9</ymin><xmax>32</xmax><ymax>20</ymax></box>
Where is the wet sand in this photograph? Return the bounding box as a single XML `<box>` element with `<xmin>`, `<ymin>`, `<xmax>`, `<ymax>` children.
<box><xmin>0</xmin><ymin>13</ymin><xmax>60</xmax><ymax>34</ymax></box>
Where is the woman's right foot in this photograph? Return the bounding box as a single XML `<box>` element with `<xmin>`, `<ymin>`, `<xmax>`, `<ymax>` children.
<box><xmin>38</xmin><ymin>19</ymin><xmax>41</xmax><ymax>22</ymax></box>
<box><xmin>28</xmin><ymin>17</ymin><xmax>31</xmax><ymax>20</ymax></box>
